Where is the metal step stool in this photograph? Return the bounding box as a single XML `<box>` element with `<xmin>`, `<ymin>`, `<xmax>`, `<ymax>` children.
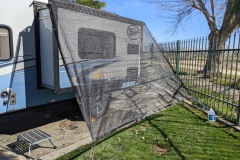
<box><xmin>17</xmin><ymin>129</ymin><xmax>57</xmax><ymax>158</ymax></box>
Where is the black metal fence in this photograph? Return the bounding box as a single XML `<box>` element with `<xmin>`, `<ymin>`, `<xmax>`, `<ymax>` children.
<box><xmin>160</xmin><ymin>33</ymin><xmax>240</xmax><ymax>125</ymax></box>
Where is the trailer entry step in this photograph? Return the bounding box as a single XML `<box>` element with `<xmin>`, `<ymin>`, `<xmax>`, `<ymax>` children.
<box><xmin>17</xmin><ymin>129</ymin><xmax>56</xmax><ymax>158</ymax></box>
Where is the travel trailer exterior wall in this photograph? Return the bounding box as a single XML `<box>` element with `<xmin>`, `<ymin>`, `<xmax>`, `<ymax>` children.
<box><xmin>0</xmin><ymin>0</ymin><xmax>142</xmax><ymax>115</ymax></box>
<box><xmin>0</xmin><ymin>0</ymin><xmax>74</xmax><ymax>114</ymax></box>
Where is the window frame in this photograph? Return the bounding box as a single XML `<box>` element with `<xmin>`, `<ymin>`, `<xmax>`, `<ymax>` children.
<box><xmin>0</xmin><ymin>24</ymin><xmax>13</xmax><ymax>61</ymax></box>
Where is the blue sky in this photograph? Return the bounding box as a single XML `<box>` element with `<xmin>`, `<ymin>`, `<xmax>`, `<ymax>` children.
<box><xmin>104</xmin><ymin>0</ymin><xmax>210</xmax><ymax>42</ymax></box>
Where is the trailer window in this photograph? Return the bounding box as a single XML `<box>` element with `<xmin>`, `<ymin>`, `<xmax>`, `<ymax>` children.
<box><xmin>0</xmin><ymin>26</ymin><xmax>13</xmax><ymax>61</ymax></box>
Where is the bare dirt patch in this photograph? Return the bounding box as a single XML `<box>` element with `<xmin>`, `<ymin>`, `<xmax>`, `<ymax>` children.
<box><xmin>0</xmin><ymin>100</ymin><xmax>91</xmax><ymax>159</ymax></box>
<box><xmin>152</xmin><ymin>145</ymin><xmax>170</xmax><ymax>155</ymax></box>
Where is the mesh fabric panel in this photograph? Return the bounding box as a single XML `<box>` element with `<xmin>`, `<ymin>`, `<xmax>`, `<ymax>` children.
<box><xmin>48</xmin><ymin>0</ymin><xmax>189</xmax><ymax>141</ymax></box>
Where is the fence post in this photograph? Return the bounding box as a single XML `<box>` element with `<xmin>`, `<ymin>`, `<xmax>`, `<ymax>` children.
<box><xmin>237</xmin><ymin>94</ymin><xmax>240</xmax><ymax>126</ymax></box>
<box><xmin>176</xmin><ymin>40</ymin><xmax>180</xmax><ymax>76</ymax></box>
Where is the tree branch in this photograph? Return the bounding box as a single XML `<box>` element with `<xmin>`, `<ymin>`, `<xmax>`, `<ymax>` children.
<box><xmin>149</xmin><ymin>0</ymin><xmax>239</xmax><ymax>38</ymax></box>
<box><xmin>220</xmin><ymin>0</ymin><xmax>240</xmax><ymax>39</ymax></box>
<box><xmin>196</xmin><ymin>0</ymin><xmax>217</xmax><ymax>32</ymax></box>
<box><xmin>210</xmin><ymin>0</ymin><xmax>216</xmax><ymax>26</ymax></box>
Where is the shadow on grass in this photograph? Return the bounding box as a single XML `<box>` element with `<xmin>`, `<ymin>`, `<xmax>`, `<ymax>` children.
<box><xmin>183</xmin><ymin>104</ymin><xmax>240</xmax><ymax>140</ymax></box>
<box><xmin>57</xmin><ymin>120</ymin><xmax>141</xmax><ymax>160</ymax></box>
<box><xmin>58</xmin><ymin>103</ymin><xmax>240</xmax><ymax>160</ymax></box>
<box><xmin>156</xmin><ymin>104</ymin><xmax>240</xmax><ymax>158</ymax></box>
<box><xmin>146</xmin><ymin>118</ymin><xmax>186</xmax><ymax>160</ymax></box>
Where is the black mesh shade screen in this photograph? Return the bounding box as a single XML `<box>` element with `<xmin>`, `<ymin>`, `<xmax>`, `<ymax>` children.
<box><xmin>48</xmin><ymin>0</ymin><xmax>189</xmax><ymax>141</ymax></box>
<box><xmin>78</xmin><ymin>28</ymin><xmax>116</xmax><ymax>59</ymax></box>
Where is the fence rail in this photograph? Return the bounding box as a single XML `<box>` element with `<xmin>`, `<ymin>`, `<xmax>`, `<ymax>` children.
<box><xmin>160</xmin><ymin>33</ymin><xmax>240</xmax><ymax>125</ymax></box>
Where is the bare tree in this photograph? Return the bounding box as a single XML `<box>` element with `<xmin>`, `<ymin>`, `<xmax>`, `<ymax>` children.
<box><xmin>150</xmin><ymin>0</ymin><xmax>240</xmax><ymax>77</ymax></box>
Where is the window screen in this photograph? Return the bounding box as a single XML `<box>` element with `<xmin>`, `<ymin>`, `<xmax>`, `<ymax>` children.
<box><xmin>0</xmin><ymin>26</ymin><xmax>12</xmax><ymax>60</ymax></box>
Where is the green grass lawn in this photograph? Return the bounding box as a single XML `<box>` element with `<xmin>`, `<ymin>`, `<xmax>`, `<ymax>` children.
<box><xmin>57</xmin><ymin>103</ymin><xmax>240</xmax><ymax>160</ymax></box>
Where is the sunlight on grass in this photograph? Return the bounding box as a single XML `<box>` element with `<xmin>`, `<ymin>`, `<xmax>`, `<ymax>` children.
<box><xmin>57</xmin><ymin>103</ymin><xmax>240</xmax><ymax>160</ymax></box>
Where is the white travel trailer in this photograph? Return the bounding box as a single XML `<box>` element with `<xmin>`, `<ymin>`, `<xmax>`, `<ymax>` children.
<box><xmin>0</xmin><ymin>0</ymin><xmax>143</xmax><ymax>115</ymax></box>
<box><xmin>0</xmin><ymin>0</ymin><xmax>76</xmax><ymax>115</ymax></box>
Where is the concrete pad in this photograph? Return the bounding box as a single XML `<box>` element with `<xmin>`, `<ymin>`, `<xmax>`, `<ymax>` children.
<box><xmin>0</xmin><ymin>100</ymin><xmax>91</xmax><ymax>159</ymax></box>
<box><xmin>39</xmin><ymin>136</ymin><xmax>92</xmax><ymax>160</ymax></box>
<box><xmin>0</xmin><ymin>147</ymin><xmax>26</xmax><ymax>160</ymax></box>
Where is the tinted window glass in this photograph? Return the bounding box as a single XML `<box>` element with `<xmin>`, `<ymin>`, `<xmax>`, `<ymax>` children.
<box><xmin>0</xmin><ymin>28</ymin><xmax>10</xmax><ymax>59</ymax></box>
